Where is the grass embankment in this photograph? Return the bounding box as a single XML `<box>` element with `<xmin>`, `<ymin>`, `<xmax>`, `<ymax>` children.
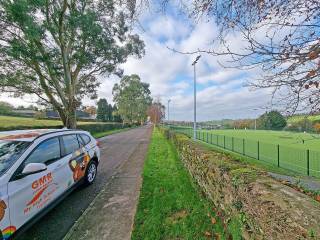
<box><xmin>288</xmin><ymin>114</ymin><xmax>320</xmax><ymax>123</ymax></box>
<box><xmin>0</xmin><ymin>115</ymin><xmax>134</xmax><ymax>138</ymax></box>
<box><xmin>132</xmin><ymin>128</ymin><xmax>226</xmax><ymax>240</ymax></box>
<box><xmin>0</xmin><ymin>115</ymin><xmax>102</xmax><ymax>128</ymax></box>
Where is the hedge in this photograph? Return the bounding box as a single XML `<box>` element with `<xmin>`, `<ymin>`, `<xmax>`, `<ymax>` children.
<box><xmin>0</xmin><ymin>122</ymin><xmax>136</xmax><ymax>134</ymax></box>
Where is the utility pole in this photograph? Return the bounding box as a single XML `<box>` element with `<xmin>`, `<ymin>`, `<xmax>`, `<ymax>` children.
<box><xmin>253</xmin><ymin>108</ymin><xmax>259</xmax><ymax>130</ymax></box>
<box><xmin>167</xmin><ymin>99</ymin><xmax>171</xmax><ymax>122</ymax></box>
<box><xmin>192</xmin><ymin>55</ymin><xmax>201</xmax><ymax>140</ymax></box>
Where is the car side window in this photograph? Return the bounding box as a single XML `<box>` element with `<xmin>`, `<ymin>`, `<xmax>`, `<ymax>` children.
<box><xmin>62</xmin><ymin>134</ymin><xmax>80</xmax><ymax>155</ymax></box>
<box><xmin>24</xmin><ymin>137</ymin><xmax>61</xmax><ymax>165</ymax></box>
<box><xmin>80</xmin><ymin>134</ymin><xmax>91</xmax><ymax>145</ymax></box>
<box><xmin>77</xmin><ymin>134</ymin><xmax>85</xmax><ymax>147</ymax></box>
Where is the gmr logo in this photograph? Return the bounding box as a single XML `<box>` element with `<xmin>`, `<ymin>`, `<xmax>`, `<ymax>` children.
<box><xmin>31</xmin><ymin>173</ymin><xmax>52</xmax><ymax>190</ymax></box>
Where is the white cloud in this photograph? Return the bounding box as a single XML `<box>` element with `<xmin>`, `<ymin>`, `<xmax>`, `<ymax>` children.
<box><xmin>0</xmin><ymin>93</ymin><xmax>39</xmax><ymax>107</ymax></box>
<box><xmin>148</xmin><ymin>15</ymin><xmax>190</xmax><ymax>41</ymax></box>
<box><xmin>197</xmin><ymin>68</ymin><xmax>243</xmax><ymax>84</ymax></box>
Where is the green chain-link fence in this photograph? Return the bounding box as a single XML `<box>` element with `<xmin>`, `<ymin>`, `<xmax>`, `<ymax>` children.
<box><xmin>168</xmin><ymin>126</ymin><xmax>320</xmax><ymax>178</ymax></box>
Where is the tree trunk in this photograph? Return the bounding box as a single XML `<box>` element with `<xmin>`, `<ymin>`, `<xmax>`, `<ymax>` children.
<box><xmin>57</xmin><ymin>107</ymin><xmax>77</xmax><ymax>129</ymax></box>
<box><xmin>65</xmin><ymin>107</ymin><xmax>77</xmax><ymax>129</ymax></box>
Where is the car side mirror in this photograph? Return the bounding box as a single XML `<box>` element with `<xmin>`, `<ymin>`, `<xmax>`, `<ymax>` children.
<box><xmin>21</xmin><ymin>163</ymin><xmax>47</xmax><ymax>176</ymax></box>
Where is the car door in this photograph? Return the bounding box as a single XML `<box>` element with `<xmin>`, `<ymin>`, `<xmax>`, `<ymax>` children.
<box><xmin>7</xmin><ymin>137</ymin><xmax>71</xmax><ymax>231</ymax></box>
<box><xmin>61</xmin><ymin>134</ymin><xmax>89</xmax><ymax>185</ymax></box>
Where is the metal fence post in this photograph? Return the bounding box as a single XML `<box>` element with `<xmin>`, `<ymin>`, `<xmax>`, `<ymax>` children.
<box><xmin>277</xmin><ymin>144</ymin><xmax>280</xmax><ymax>167</ymax></box>
<box><xmin>216</xmin><ymin>135</ymin><xmax>218</xmax><ymax>145</ymax></box>
<box><xmin>210</xmin><ymin>133</ymin><xmax>213</xmax><ymax>144</ymax></box>
<box><xmin>307</xmin><ymin>149</ymin><xmax>310</xmax><ymax>176</ymax></box>
<box><xmin>232</xmin><ymin>137</ymin><xmax>234</xmax><ymax>151</ymax></box>
<box><xmin>224</xmin><ymin>135</ymin><xmax>226</xmax><ymax>149</ymax></box>
<box><xmin>257</xmin><ymin>141</ymin><xmax>260</xmax><ymax>160</ymax></box>
<box><xmin>243</xmin><ymin>138</ymin><xmax>245</xmax><ymax>155</ymax></box>
<box><xmin>207</xmin><ymin>132</ymin><xmax>209</xmax><ymax>143</ymax></box>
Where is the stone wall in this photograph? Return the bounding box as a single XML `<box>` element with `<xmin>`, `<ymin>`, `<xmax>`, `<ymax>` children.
<box><xmin>162</xmin><ymin>129</ymin><xmax>320</xmax><ymax>239</ymax></box>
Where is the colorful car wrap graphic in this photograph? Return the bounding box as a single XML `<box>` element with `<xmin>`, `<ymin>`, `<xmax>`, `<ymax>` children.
<box><xmin>24</xmin><ymin>172</ymin><xmax>59</xmax><ymax>215</ymax></box>
<box><xmin>69</xmin><ymin>151</ymin><xmax>91</xmax><ymax>182</ymax></box>
<box><xmin>0</xmin><ymin>133</ymin><xmax>39</xmax><ymax>140</ymax></box>
<box><xmin>0</xmin><ymin>201</ymin><xmax>6</xmax><ymax>222</ymax></box>
<box><xmin>26</xmin><ymin>185</ymin><xmax>49</xmax><ymax>206</ymax></box>
<box><xmin>2</xmin><ymin>226</ymin><xmax>16</xmax><ymax>239</ymax></box>
<box><xmin>0</xmin><ymin>200</ymin><xmax>14</xmax><ymax>240</ymax></box>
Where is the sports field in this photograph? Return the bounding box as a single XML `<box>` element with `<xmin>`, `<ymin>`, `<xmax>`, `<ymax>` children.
<box><xmin>208</xmin><ymin>129</ymin><xmax>320</xmax><ymax>151</ymax></box>
<box><xmin>171</xmin><ymin>127</ymin><xmax>320</xmax><ymax>178</ymax></box>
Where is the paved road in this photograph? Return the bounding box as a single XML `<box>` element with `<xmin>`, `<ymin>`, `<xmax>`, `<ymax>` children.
<box><xmin>16</xmin><ymin>126</ymin><xmax>152</xmax><ymax>240</ymax></box>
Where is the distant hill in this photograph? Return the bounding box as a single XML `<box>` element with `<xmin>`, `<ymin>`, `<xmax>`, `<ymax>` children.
<box><xmin>287</xmin><ymin>114</ymin><xmax>320</xmax><ymax>123</ymax></box>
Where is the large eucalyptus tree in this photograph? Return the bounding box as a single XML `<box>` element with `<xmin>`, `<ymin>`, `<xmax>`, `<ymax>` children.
<box><xmin>0</xmin><ymin>0</ymin><xmax>145</xmax><ymax>128</ymax></box>
<box><xmin>112</xmin><ymin>74</ymin><xmax>152</xmax><ymax>124</ymax></box>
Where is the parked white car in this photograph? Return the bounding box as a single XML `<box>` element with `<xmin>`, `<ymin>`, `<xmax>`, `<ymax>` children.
<box><xmin>0</xmin><ymin>129</ymin><xmax>100</xmax><ymax>240</ymax></box>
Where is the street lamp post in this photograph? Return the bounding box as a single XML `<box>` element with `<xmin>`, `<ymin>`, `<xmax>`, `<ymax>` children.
<box><xmin>252</xmin><ymin>108</ymin><xmax>258</xmax><ymax>130</ymax></box>
<box><xmin>192</xmin><ymin>55</ymin><xmax>201</xmax><ymax>140</ymax></box>
<box><xmin>167</xmin><ymin>99</ymin><xmax>171</xmax><ymax>122</ymax></box>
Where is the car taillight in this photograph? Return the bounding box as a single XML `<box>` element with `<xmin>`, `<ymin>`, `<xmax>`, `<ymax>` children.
<box><xmin>96</xmin><ymin>140</ymin><xmax>101</xmax><ymax>147</ymax></box>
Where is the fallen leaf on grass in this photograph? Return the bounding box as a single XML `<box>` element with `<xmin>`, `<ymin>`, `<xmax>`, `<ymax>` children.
<box><xmin>316</xmin><ymin>195</ymin><xmax>320</xmax><ymax>202</ymax></box>
<box><xmin>211</xmin><ymin>217</ymin><xmax>216</xmax><ymax>225</ymax></box>
<box><xmin>214</xmin><ymin>233</ymin><xmax>221</xmax><ymax>240</ymax></box>
<box><xmin>165</xmin><ymin>210</ymin><xmax>188</xmax><ymax>224</ymax></box>
<box><xmin>204</xmin><ymin>231</ymin><xmax>212</xmax><ymax>238</ymax></box>
<box><xmin>281</xmin><ymin>180</ymin><xmax>290</xmax><ymax>185</ymax></box>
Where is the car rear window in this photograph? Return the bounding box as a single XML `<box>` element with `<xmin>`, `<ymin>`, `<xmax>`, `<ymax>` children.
<box><xmin>80</xmin><ymin>134</ymin><xmax>91</xmax><ymax>145</ymax></box>
<box><xmin>0</xmin><ymin>140</ymin><xmax>30</xmax><ymax>177</ymax></box>
<box><xmin>62</xmin><ymin>134</ymin><xmax>80</xmax><ymax>155</ymax></box>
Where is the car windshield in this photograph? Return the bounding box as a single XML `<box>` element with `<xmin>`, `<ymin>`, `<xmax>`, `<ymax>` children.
<box><xmin>0</xmin><ymin>140</ymin><xmax>31</xmax><ymax>177</ymax></box>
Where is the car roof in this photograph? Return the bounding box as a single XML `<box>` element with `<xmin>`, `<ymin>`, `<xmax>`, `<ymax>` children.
<box><xmin>0</xmin><ymin>129</ymin><xmax>75</xmax><ymax>142</ymax></box>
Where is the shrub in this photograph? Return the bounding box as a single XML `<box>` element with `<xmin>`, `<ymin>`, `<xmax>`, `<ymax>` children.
<box><xmin>257</xmin><ymin>110</ymin><xmax>287</xmax><ymax>130</ymax></box>
<box><xmin>34</xmin><ymin>111</ymin><xmax>46</xmax><ymax>119</ymax></box>
<box><xmin>314</xmin><ymin>123</ymin><xmax>320</xmax><ymax>133</ymax></box>
<box><xmin>285</xmin><ymin>118</ymin><xmax>313</xmax><ymax>132</ymax></box>
<box><xmin>0</xmin><ymin>122</ymin><xmax>137</xmax><ymax>134</ymax></box>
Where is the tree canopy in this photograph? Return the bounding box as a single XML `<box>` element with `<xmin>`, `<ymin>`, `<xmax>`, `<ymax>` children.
<box><xmin>147</xmin><ymin>98</ymin><xmax>165</xmax><ymax>124</ymax></box>
<box><xmin>0</xmin><ymin>101</ymin><xmax>14</xmax><ymax>115</ymax></box>
<box><xmin>0</xmin><ymin>0</ymin><xmax>145</xmax><ymax>128</ymax></box>
<box><xmin>96</xmin><ymin>98</ymin><xmax>114</xmax><ymax>122</ymax></box>
<box><xmin>112</xmin><ymin>74</ymin><xmax>152</xmax><ymax>124</ymax></box>
<box><xmin>258</xmin><ymin>111</ymin><xmax>287</xmax><ymax>130</ymax></box>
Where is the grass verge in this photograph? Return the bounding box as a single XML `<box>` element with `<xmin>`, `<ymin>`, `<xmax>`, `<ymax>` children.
<box><xmin>131</xmin><ymin>128</ymin><xmax>226</xmax><ymax>240</ymax></box>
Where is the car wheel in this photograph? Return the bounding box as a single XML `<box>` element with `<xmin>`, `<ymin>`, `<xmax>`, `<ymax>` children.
<box><xmin>84</xmin><ymin>161</ymin><xmax>97</xmax><ymax>185</ymax></box>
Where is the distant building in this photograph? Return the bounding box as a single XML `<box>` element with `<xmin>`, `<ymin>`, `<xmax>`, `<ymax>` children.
<box><xmin>13</xmin><ymin>109</ymin><xmax>95</xmax><ymax>120</ymax></box>
<box><xmin>45</xmin><ymin>110</ymin><xmax>95</xmax><ymax>120</ymax></box>
<box><xmin>13</xmin><ymin>109</ymin><xmax>37</xmax><ymax>117</ymax></box>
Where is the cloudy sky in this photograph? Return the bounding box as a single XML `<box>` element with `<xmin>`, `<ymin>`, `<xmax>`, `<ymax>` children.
<box><xmin>0</xmin><ymin>3</ymin><xmax>274</xmax><ymax>122</ymax></box>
